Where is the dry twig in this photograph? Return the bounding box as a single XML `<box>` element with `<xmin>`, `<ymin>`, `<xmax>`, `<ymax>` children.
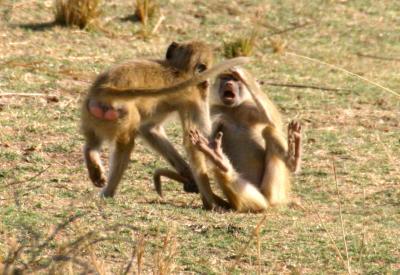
<box><xmin>151</xmin><ymin>14</ymin><xmax>165</xmax><ymax>35</ymax></box>
<box><xmin>356</xmin><ymin>52</ymin><xmax>400</xmax><ymax>62</ymax></box>
<box><xmin>271</xmin><ymin>21</ymin><xmax>314</xmax><ymax>35</ymax></box>
<box><xmin>0</xmin><ymin>93</ymin><xmax>58</xmax><ymax>102</ymax></box>
<box><xmin>263</xmin><ymin>82</ymin><xmax>351</xmax><ymax>92</ymax></box>
<box><xmin>5</xmin><ymin>165</ymin><xmax>51</xmax><ymax>188</ymax></box>
<box><xmin>286</xmin><ymin>52</ymin><xmax>400</xmax><ymax>98</ymax></box>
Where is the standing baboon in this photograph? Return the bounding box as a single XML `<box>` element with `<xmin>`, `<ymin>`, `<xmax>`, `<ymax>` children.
<box><xmin>81</xmin><ymin>40</ymin><xmax>248</xmax><ymax>210</ymax></box>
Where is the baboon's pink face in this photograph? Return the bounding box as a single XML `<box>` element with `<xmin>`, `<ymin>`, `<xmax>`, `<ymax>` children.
<box><xmin>217</xmin><ymin>74</ymin><xmax>244</xmax><ymax>107</ymax></box>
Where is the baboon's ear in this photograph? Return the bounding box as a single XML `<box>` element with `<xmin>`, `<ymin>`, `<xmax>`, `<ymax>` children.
<box><xmin>166</xmin><ymin>41</ymin><xmax>179</xmax><ymax>60</ymax></box>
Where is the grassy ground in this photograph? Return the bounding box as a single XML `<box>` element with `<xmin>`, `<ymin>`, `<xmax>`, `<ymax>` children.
<box><xmin>0</xmin><ymin>0</ymin><xmax>399</xmax><ymax>274</ymax></box>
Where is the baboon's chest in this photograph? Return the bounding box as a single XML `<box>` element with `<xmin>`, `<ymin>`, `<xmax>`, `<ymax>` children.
<box><xmin>221</xmin><ymin>123</ymin><xmax>265</xmax><ymax>186</ymax></box>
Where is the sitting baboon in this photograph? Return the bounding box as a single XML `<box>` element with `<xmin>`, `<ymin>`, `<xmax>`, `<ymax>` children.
<box><xmin>155</xmin><ymin>67</ymin><xmax>302</xmax><ymax>212</ymax></box>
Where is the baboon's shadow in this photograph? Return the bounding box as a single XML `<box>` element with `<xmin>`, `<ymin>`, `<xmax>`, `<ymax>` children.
<box><xmin>15</xmin><ymin>21</ymin><xmax>57</xmax><ymax>31</ymax></box>
<box><xmin>144</xmin><ymin>199</ymin><xmax>205</xmax><ymax>211</ymax></box>
<box><xmin>119</xmin><ymin>14</ymin><xmax>140</xmax><ymax>23</ymax></box>
<box><xmin>16</xmin><ymin>15</ymin><xmax>140</xmax><ymax>31</ymax></box>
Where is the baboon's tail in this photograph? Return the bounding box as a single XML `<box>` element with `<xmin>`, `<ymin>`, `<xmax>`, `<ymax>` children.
<box><xmin>99</xmin><ymin>57</ymin><xmax>250</xmax><ymax>99</ymax></box>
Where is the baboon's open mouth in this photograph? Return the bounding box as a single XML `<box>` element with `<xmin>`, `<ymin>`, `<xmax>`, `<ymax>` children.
<box><xmin>223</xmin><ymin>90</ymin><xmax>235</xmax><ymax>100</ymax></box>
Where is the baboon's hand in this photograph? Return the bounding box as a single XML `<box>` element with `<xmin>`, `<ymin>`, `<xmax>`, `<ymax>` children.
<box><xmin>189</xmin><ymin>130</ymin><xmax>228</xmax><ymax>172</ymax></box>
<box><xmin>189</xmin><ymin>129</ymin><xmax>210</xmax><ymax>151</ymax></box>
<box><xmin>287</xmin><ymin>121</ymin><xmax>302</xmax><ymax>173</ymax></box>
<box><xmin>288</xmin><ymin>121</ymin><xmax>302</xmax><ymax>139</ymax></box>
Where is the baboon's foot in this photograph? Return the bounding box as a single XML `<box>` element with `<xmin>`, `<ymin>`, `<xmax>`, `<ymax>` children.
<box><xmin>100</xmin><ymin>187</ymin><xmax>115</xmax><ymax>198</ymax></box>
<box><xmin>84</xmin><ymin>148</ymin><xmax>106</xmax><ymax>188</ymax></box>
<box><xmin>88</xmin><ymin>165</ymin><xmax>106</xmax><ymax>188</ymax></box>
<box><xmin>183</xmin><ymin>180</ymin><xmax>199</xmax><ymax>193</ymax></box>
<box><xmin>287</xmin><ymin>121</ymin><xmax>302</xmax><ymax>173</ymax></box>
<box><xmin>179</xmin><ymin>168</ymin><xmax>199</xmax><ymax>193</ymax></box>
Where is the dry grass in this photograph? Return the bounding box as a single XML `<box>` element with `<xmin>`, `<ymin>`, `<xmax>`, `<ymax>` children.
<box><xmin>134</xmin><ymin>0</ymin><xmax>159</xmax><ymax>26</ymax></box>
<box><xmin>223</xmin><ymin>31</ymin><xmax>258</xmax><ymax>58</ymax></box>
<box><xmin>152</xmin><ymin>229</ymin><xmax>178</xmax><ymax>275</ymax></box>
<box><xmin>0</xmin><ymin>213</ymin><xmax>179</xmax><ymax>274</ymax></box>
<box><xmin>228</xmin><ymin>215</ymin><xmax>267</xmax><ymax>273</ymax></box>
<box><xmin>54</xmin><ymin>0</ymin><xmax>101</xmax><ymax>29</ymax></box>
<box><xmin>134</xmin><ymin>0</ymin><xmax>160</xmax><ymax>39</ymax></box>
<box><xmin>269</xmin><ymin>36</ymin><xmax>287</xmax><ymax>54</ymax></box>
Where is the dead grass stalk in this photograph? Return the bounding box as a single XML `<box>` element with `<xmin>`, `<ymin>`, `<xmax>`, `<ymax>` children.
<box><xmin>136</xmin><ymin>234</ymin><xmax>146</xmax><ymax>275</ymax></box>
<box><xmin>89</xmin><ymin>247</ymin><xmax>106</xmax><ymax>275</ymax></box>
<box><xmin>332</xmin><ymin>159</ymin><xmax>352</xmax><ymax>275</ymax></box>
<box><xmin>306</xmin><ymin>199</ymin><xmax>347</xmax><ymax>268</ymax></box>
<box><xmin>135</xmin><ymin>0</ymin><xmax>158</xmax><ymax>25</ymax></box>
<box><xmin>229</xmin><ymin>215</ymin><xmax>267</xmax><ymax>273</ymax></box>
<box><xmin>54</xmin><ymin>0</ymin><xmax>101</xmax><ymax>29</ymax></box>
<box><xmin>153</xmin><ymin>229</ymin><xmax>178</xmax><ymax>275</ymax></box>
<box><xmin>375</xmin><ymin>134</ymin><xmax>399</xmax><ymax>174</ymax></box>
<box><xmin>223</xmin><ymin>31</ymin><xmax>258</xmax><ymax>58</ymax></box>
<box><xmin>269</xmin><ymin>36</ymin><xmax>287</xmax><ymax>54</ymax></box>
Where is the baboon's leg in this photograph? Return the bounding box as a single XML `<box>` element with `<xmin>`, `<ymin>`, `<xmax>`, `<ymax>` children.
<box><xmin>140</xmin><ymin>124</ymin><xmax>198</xmax><ymax>193</ymax></box>
<box><xmin>260</xmin><ymin>126</ymin><xmax>290</xmax><ymax>205</ymax></box>
<box><xmin>83</xmin><ymin>130</ymin><xmax>106</xmax><ymax>188</ymax></box>
<box><xmin>190</xmin><ymin>130</ymin><xmax>268</xmax><ymax>212</ymax></box>
<box><xmin>186</xmin><ymin>147</ymin><xmax>218</xmax><ymax>210</ymax></box>
<box><xmin>101</xmin><ymin>136</ymin><xmax>136</xmax><ymax>198</ymax></box>
<box><xmin>180</xmin><ymin>104</ymin><xmax>223</xmax><ymax>210</ymax></box>
<box><xmin>287</xmin><ymin>121</ymin><xmax>302</xmax><ymax>173</ymax></box>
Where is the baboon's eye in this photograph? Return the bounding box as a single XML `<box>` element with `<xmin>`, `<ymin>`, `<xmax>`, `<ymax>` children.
<box><xmin>195</xmin><ymin>63</ymin><xmax>207</xmax><ymax>74</ymax></box>
<box><xmin>220</xmin><ymin>75</ymin><xmax>234</xmax><ymax>81</ymax></box>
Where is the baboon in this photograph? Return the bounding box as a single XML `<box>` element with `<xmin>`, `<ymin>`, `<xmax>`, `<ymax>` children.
<box><xmin>81</xmin><ymin>40</ymin><xmax>248</xmax><ymax>210</ymax></box>
<box><xmin>155</xmin><ymin>67</ymin><xmax>302</xmax><ymax>212</ymax></box>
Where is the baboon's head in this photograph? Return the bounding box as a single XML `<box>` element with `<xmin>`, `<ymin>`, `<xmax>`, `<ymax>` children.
<box><xmin>211</xmin><ymin>67</ymin><xmax>251</xmax><ymax>108</ymax></box>
<box><xmin>166</xmin><ymin>41</ymin><xmax>213</xmax><ymax>76</ymax></box>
